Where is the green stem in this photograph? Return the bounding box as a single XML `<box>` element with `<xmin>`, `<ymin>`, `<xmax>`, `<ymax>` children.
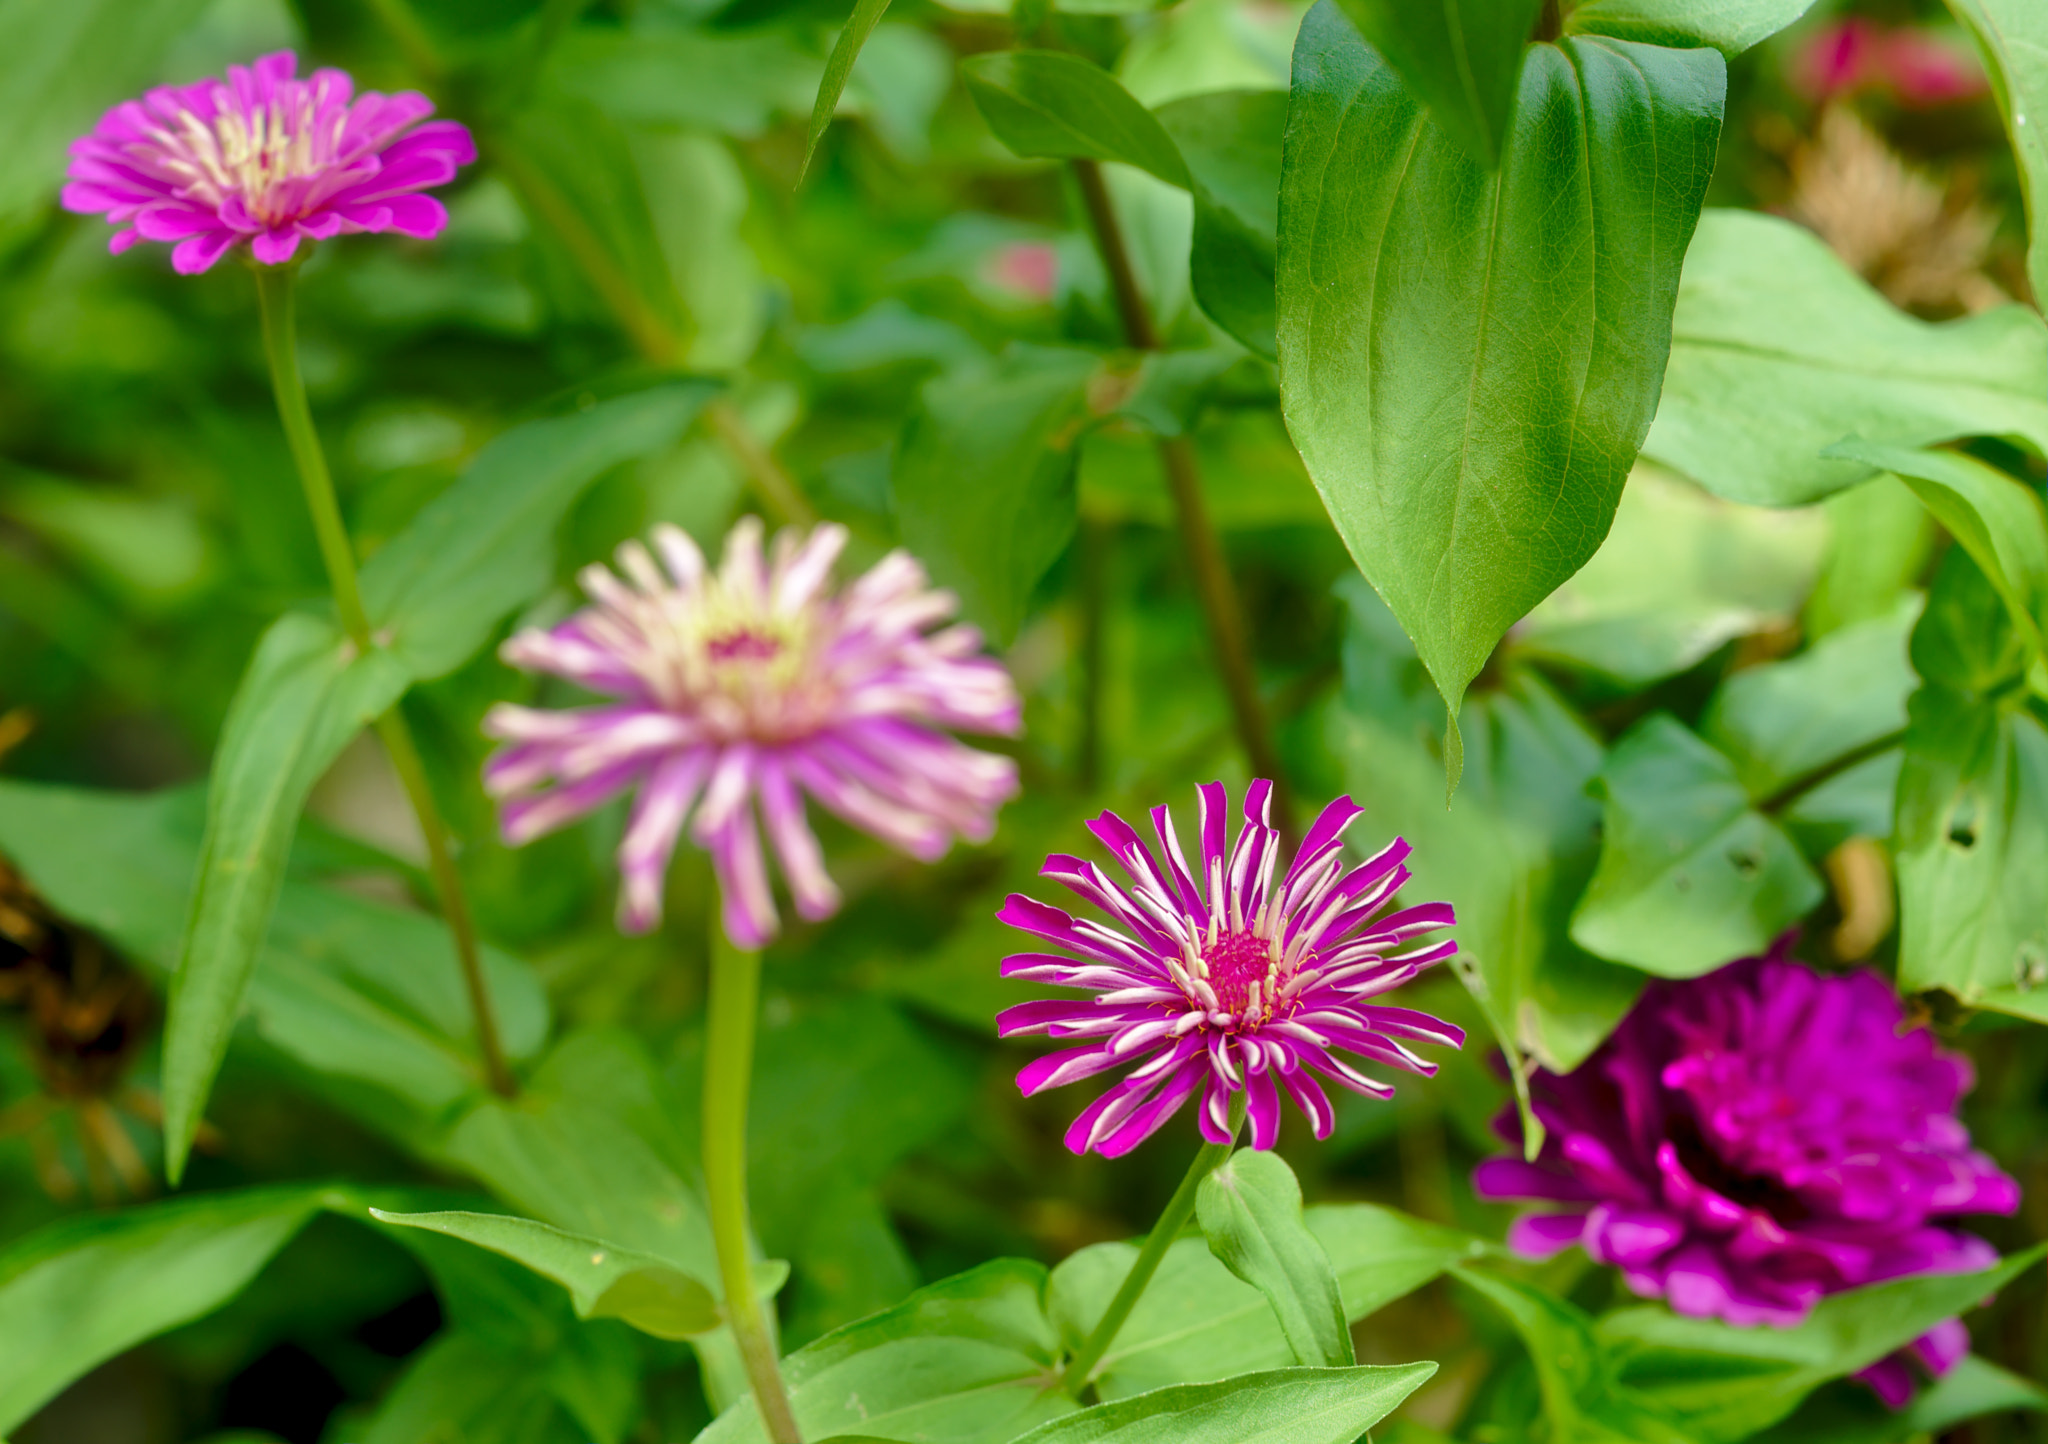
<box><xmin>1759</xmin><ymin>728</ymin><xmax>1907</xmax><ymax>816</ymax></box>
<box><xmin>253</xmin><ymin>263</ymin><xmax>517</xmax><ymax>1100</ymax></box>
<box><xmin>1068</xmin><ymin>160</ymin><xmax>1297</xmax><ymax>852</ymax></box>
<box><xmin>255</xmin><ymin>266</ymin><xmax>373</xmax><ymax>652</ymax></box>
<box><xmin>1060</xmin><ymin>1098</ymin><xmax>1244</xmax><ymax>1396</ymax></box>
<box><xmin>704</xmin><ymin>924</ymin><xmax>804</xmax><ymax>1443</ymax></box>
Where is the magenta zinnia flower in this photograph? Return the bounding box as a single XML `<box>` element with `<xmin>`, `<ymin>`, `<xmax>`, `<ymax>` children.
<box><xmin>998</xmin><ymin>782</ymin><xmax>1463</xmax><ymax>1157</ymax></box>
<box><xmin>1475</xmin><ymin>945</ymin><xmax>2020</xmax><ymax>1407</ymax></box>
<box><xmin>62</xmin><ymin>51</ymin><xmax>474</xmax><ymax>274</ymax></box>
<box><xmin>485</xmin><ymin>519</ymin><xmax>1020</xmax><ymax>945</ymax></box>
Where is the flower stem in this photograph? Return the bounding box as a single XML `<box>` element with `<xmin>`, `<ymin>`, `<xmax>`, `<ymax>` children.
<box><xmin>1068</xmin><ymin>160</ymin><xmax>1297</xmax><ymax>848</ymax></box>
<box><xmin>1059</xmin><ymin>1098</ymin><xmax>1244</xmax><ymax>1396</ymax></box>
<box><xmin>704</xmin><ymin>923</ymin><xmax>804</xmax><ymax>1443</ymax></box>
<box><xmin>253</xmin><ymin>264</ymin><xmax>517</xmax><ymax>1100</ymax></box>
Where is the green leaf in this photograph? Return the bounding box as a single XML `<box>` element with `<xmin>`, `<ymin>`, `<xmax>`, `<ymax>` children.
<box><xmin>1278</xmin><ymin>6</ymin><xmax>1724</xmax><ymax>788</ymax></box>
<box><xmin>962</xmin><ymin>51</ymin><xmax>1191</xmax><ymax>187</ymax></box>
<box><xmin>1514</xmin><ymin>463</ymin><xmax>1830</xmax><ymax>689</ymax></box>
<box><xmin>1805</xmin><ymin>475</ymin><xmax>1938</xmax><ymax>641</ymax></box>
<box><xmin>803</xmin><ymin>0</ymin><xmax>893</xmax><ymax>180</ymax></box>
<box><xmin>162</xmin><ymin>384</ymin><xmax>703</xmax><ymax>1180</ymax></box>
<box><xmin>892</xmin><ymin>344</ymin><xmax>1104</xmax><ymax>643</ymax></box>
<box><xmin>1644</xmin><ymin>210</ymin><xmax>2048</xmax><ymax>507</ymax></box>
<box><xmin>0</xmin><ymin>1186</ymin><xmax>339</xmax><ymax>1434</ymax></box>
<box><xmin>359</xmin><ymin>383</ymin><xmax>714</xmax><ymax>679</ymax></box>
<box><xmin>368</xmin><ymin>1209</ymin><xmax>732</xmax><ymax>1340</ymax></box>
<box><xmin>1155</xmin><ymin>90</ymin><xmax>1286</xmax><ymax>357</ymax></box>
<box><xmin>1700</xmin><ymin>595</ymin><xmax>1919</xmax><ymax>800</ymax></box>
<box><xmin>1049</xmin><ymin>1202</ymin><xmax>1491</xmax><ymax>1400</ymax></box>
<box><xmin>1331</xmin><ymin>597</ymin><xmax>1643</xmax><ymax>1074</ymax></box>
<box><xmin>546</xmin><ymin>28</ymin><xmax>821</xmax><ymax>138</ymax></box>
<box><xmin>164</xmin><ymin>614</ymin><xmax>411</xmax><ymax>1181</ymax></box>
<box><xmin>0</xmin><ymin>780</ymin><xmax>548</xmax><ymax>1131</ymax></box>
<box><xmin>1449</xmin><ymin>1268</ymin><xmax>1695</xmax><ymax>1444</ymax></box>
<box><xmin>441</xmin><ymin>1030</ymin><xmax>719</xmax><ymax>1281</ymax></box>
<box><xmin>1597</xmin><ymin>1246</ymin><xmax>2048</xmax><ymax>1443</ymax></box>
<box><xmin>1570</xmin><ymin>714</ymin><xmax>1824</xmax><ymax>977</ymax></box>
<box><xmin>1566</xmin><ymin>0</ymin><xmax>1818</xmax><ymax>58</ymax></box>
<box><xmin>1008</xmin><ymin>1364</ymin><xmax>1437</xmax><ymax>1444</ymax></box>
<box><xmin>1894</xmin><ymin>686</ymin><xmax>2048</xmax><ymax>1007</ymax></box>
<box><xmin>1196</xmin><ymin>1151</ymin><xmax>1353</xmax><ymax>1368</ymax></box>
<box><xmin>1749</xmin><ymin>1353</ymin><xmax>2048</xmax><ymax>1444</ymax></box>
<box><xmin>1327</xmin><ymin>0</ymin><xmax>1542</xmax><ymax>168</ymax></box>
<box><xmin>1823</xmin><ymin>439</ymin><xmax>2048</xmax><ymax>658</ymax></box>
<box><xmin>0</xmin><ymin>0</ymin><xmax>210</xmax><ymax>224</ymax></box>
<box><xmin>1947</xmin><ymin>0</ymin><xmax>2048</xmax><ymax>306</ymax></box>
<box><xmin>697</xmin><ymin>1259</ymin><xmax>1075</xmax><ymax>1443</ymax></box>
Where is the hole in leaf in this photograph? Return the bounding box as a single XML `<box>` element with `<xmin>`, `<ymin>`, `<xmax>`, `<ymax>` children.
<box><xmin>1727</xmin><ymin>849</ymin><xmax>1761</xmax><ymax>877</ymax></box>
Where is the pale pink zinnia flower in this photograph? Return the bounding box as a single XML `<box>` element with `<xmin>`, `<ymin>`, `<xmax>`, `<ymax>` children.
<box><xmin>485</xmin><ymin>519</ymin><xmax>1022</xmax><ymax>945</ymax></box>
<box><xmin>999</xmin><ymin>782</ymin><xmax>1463</xmax><ymax>1157</ymax></box>
<box><xmin>62</xmin><ymin>51</ymin><xmax>475</xmax><ymax>274</ymax></box>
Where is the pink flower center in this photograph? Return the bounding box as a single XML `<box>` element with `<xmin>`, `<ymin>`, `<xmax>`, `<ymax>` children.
<box><xmin>704</xmin><ymin>628</ymin><xmax>784</xmax><ymax>664</ymax></box>
<box><xmin>1192</xmin><ymin>927</ymin><xmax>1293</xmax><ymax>1025</ymax></box>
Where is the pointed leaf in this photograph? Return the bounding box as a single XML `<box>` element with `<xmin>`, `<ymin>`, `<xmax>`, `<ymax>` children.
<box><xmin>1155</xmin><ymin>90</ymin><xmax>1286</xmax><ymax>357</ymax></box>
<box><xmin>369</xmin><ymin>1209</ymin><xmax>732</xmax><ymax>1339</ymax></box>
<box><xmin>1570</xmin><ymin>714</ymin><xmax>1824</xmax><ymax>977</ymax></box>
<box><xmin>1644</xmin><ymin>211</ymin><xmax>2048</xmax><ymax>507</ymax></box>
<box><xmin>1327</xmin><ymin>0</ymin><xmax>1542</xmax><ymax>168</ymax></box>
<box><xmin>801</xmin><ymin>0</ymin><xmax>893</xmax><ymax>180</ymax></box>
<box><xmin>1009</xmin><ymin>1364</ymin><xmax>1437</xmax><ymax>1444</ymax></box>
<box><xmin>1596</xmin><ymin>1246</ymin><xmax>2048</xmax><ymax>1443</ymax></box>
<box><xmin>1749</xmin><ymin>1353</ymin><xmax>2048</xmax><ymax>1444</ymax></box>
<box><xmin>1567</xmin><ymin>0</ymin><xmax>1819</xmax><ymax>58</ymax></box>
<box><xmin>1947</xmin><ymin>0</ymin><xmax>2048</xmax><ymax>306</ymax></box>
<box><xmin>0</xmin><ymin>1186</ymin><xmax>340</xmax><ymax>1434</ymax></box>
<box><xmin>1823</xmin><ymin>438</ymin><xmax>2048</xmax><ymax>658</ymax></box>
<box><xmin>1196</xmin><ymin>1150</ymin><xmax>1353</xmax><ymax>1368</ymax></box>
<box><xmin>697</xmin><ymin>1259</ymin><xmax>1075</xmax><ymax>1443</ymax></box>
<box><xmin>1278</xmin><ymin>5</ymin><xmax>1723</xmax><ymax>787</ymax></box>
<box><xmin>961</xmin><ymin>51</ymin><xmax>1191</xmax><ymax>187</ymax></box>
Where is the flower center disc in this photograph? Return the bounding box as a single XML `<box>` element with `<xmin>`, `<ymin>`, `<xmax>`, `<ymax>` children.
<box><xmin>1199</xmin><ymin>928</ymin><xmax>1286</xmax><ymax>1020</ymax></box>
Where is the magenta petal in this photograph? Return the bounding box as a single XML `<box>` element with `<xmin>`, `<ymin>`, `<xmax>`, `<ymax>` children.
<box><xmin>171</xmin><ymin>230</ymin><xmax>238</xmax><ymax>274</ymax></box>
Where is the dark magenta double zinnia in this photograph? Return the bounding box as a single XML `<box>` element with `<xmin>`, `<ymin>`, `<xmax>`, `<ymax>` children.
<box><xmin>998</xmin><ymin>782</ymin><xmax>1463</xmax><ymax>1157</ymax></box>
<box><xmin>1475</xmin><ymin>944</ymin><xmax>2020</xmax><ymax>1406</ymax></box>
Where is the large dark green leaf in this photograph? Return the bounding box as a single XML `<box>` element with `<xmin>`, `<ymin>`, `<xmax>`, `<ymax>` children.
<box><xmin>1326</xmin><ymin>0</ymin><xmax>1542</xmax><ymax>168</ymax></box>
<box><xmin>961</xmin><ymin>52</ymin><xmax>1191</xmax><ymax>187</ymax></box>
<box><xmin>1643</xmin><ymin>211</ymin><xmax>2048</xmax><ymax>507</ymax></box>
<box><xmin>1278</xmin><ymin>6</ymin><xmax>1723</xmax><ymax>785</ymax></box>
<box><xmin>1570</xmin><ymin>714</ymin><xmax>1823</xmax><ymax>977</ymax></box>
<box><xmin>0</xmin><ymin>1186</ymin><xmax>343</xmax><ymax>1434</ymax></box>
<box><xmin>1596</xmin><ymin>1246</ymin><xmax>2048</xmax><ymax>1443</ymax></box>
<box><xmin>696</xmin><ymin>1259</ymin><xmax>1076</xmax><ymax>1443</ymax></box>
<box><xmin>1048</xmin><ymin>1202</ymin><xmax>1491</xmax><ymax>1400</ymax></box>
<box><xmin>1947</xmin><ymin>0</ymin><xmax>2048</xmax><ymax>305</ymax></box>
<box><xmin>0</xmin><ymin>0</ymin><xmax>210</xmax><ymax>223</ymax></box>
<box><xmin>1196</xmin><ymin>1150</ymin><xmax>1352</xmax><ymax>1368</ymax></box>
<box><xmin>1156</xmin><ymin>91</ymin><xmax>1287</xmax><ymax>357</ymax></box>
<box><xmin>893</xmin><ymin>345</ymin><xmax>1103</xmax><ymax>643</ymax></box>
<box><xmin>1007</xmin><ymin>1364</ymin><xmax>1437</xmax><ymax>1444</ymax></box>
<box><xmin>349</xmin><ymin>1331</ymin><xmax>596</xmax><ymax>1444</ymax></box>
<box><xmin>1566</xmin><ymin>0</ymin><xmax>1818</xmax><ymax>58</ymax></box>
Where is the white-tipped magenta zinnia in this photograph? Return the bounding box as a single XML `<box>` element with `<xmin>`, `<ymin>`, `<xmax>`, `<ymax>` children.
<box><xmin>486</xmin><ymin>519</ymin><xmax>1021</xmax><ymax>945</ymax></box>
